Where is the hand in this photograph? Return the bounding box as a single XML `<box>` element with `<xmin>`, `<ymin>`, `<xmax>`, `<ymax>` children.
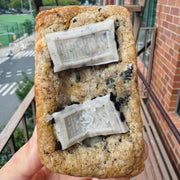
<box><xmin>0</xmin><ymin>127</ymin><xmax>147</xmax><ymax>180</ymax></box>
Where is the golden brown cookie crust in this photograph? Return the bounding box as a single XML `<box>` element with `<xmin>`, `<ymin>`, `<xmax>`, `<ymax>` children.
<box><xmin>35</xmin><ymin>5</ymin><xmax>145</xmax><ymax>178</ymax></box>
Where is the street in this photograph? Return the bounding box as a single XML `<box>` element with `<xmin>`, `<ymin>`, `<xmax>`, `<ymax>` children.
<box><xmin>0</xmin><ymin>45</ymin><xmax>35</xmax><ymax>129</ymax></box>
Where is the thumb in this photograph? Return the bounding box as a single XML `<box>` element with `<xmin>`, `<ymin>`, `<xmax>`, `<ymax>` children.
<box><xmin>0</xmin><ymin>127</ymin><xmax>43</xmax><ymax>180</ymax></box>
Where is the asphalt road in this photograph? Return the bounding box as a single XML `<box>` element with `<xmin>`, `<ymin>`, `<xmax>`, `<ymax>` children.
<box><xmin>0</xmin><ymin>45</ymin><xmax>35</xmax><ymax>129</ymax></box>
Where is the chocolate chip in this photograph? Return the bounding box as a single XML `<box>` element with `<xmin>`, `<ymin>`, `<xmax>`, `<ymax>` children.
<box><xmin>119</xmin><ymin>138</ymin><xmax>122</xmax><ymax>142</ymax></box>
<box><xmin>91</xmin><ymin>97</ymin><xmax>96</xmax><ymax>100</ymax></box>
<box><xmin>54</xmin><ymin>11</ymin><xmax>59</xmax><ymax>17</ymax></box>
<box><xmin>115</xmin><ymin>33</ymin><xmax>119</xmax><ymax>49</ymax></box>
<box><xmin>103</xmin><ymin>145</ymin><xmax>110</xmax><ymax>153</ymax></box>
<box><xmin>106</xmin><ymin>76</ymin><xmax>116</xmax><ymax>90</ymax></box>
<box><xmin>55</xmin><ymin>140</ymin><xmax>62</xmax><ymax>150</ymax></box>
<box><xmin>72</xmin><ymin>102</ymin><xmax>80</xmax><ymax>105</ymax></box>
<box><xmin>120</xmin><ymin>112</ymin><xmax>125</xmax><ymax>122</ymax></box>
<box><xmin>44</xmin><ymin>151</ymin><xmax>49</xmax><ymax>154</ymax></box>
<box><xmin>115</xmin><ymin>102</ymin><xmax>120</xmax><ymax>111</ymax></box>
<box><xmin>98</xmin><ymin>8</ymin><xmax>102</xmax><ymax>12</ymax></box>
<box><xmin>110</xmin><ymin>92</ymin><xmax>116</xmax><ymax>102</ymax></box>
<box><xmin>115</xmin><ymin>19</ymin><xmax>120</xmax><ymax>30</ymax></box>
<box><xmin>118</xmin><ymin>96</ymin><xmax>130</xmax><ymax>109</ymax></box>
<box><xmin>55</xmin><ymin>107</ymin><xmax>65</xmax><ymax>112</ymax></box>
<box><xmin>99</xmin><ymin>94</ymin><xmax>105</xmax><ymax>97</ymax></box>
<box><xmin>106</xmin><ymin>78</ymin><xmax>115</xmax><ymax>85</ymax></box>
<box><xmin>76</xmin><ymin>74</ymin><xmax>81</xmax><ymax>82</ymax></box>
<box><xmin>119</xmin><ymin>97</ymin><xmax>125</xmax><ymax>105</ymax></box>
<box><xmin>50</xmin><ymin>59</ymin><xmax>54</xmax><ymax>69</ymax></box>
<box><xmin>51</xmin><ymin>118</ymin><xmax>55</xmax><ymax>124</ymax></box>
<box><xmin>72</xmin><ymin>18</ymin><xmax>77</xmax><ymax>23</ymax></box>
<box><xmin>120</xmin><ymin>66</ymin><xmax>133</xmax><ymax>81</ymax></box>
<box><xmin>55</xmin><ymin>12</ymin><xmax>60</xmax><ymax>17</ymax></box>
<box><xmin>67</xmin><ymin>148</ymin><xmax>74</xmax><ymax>154</ymax></box>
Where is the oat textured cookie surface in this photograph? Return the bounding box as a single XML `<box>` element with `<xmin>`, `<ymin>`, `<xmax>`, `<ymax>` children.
<box><xmin>35</xmin><ymin>5</ymin><xmax>145</xmax><ymax>178</ymax></box>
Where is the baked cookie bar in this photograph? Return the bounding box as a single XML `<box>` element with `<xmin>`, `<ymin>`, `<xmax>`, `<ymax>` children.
<box><xmin>35</xmin><ymin>5</ymin><xmax>145</xmax><ymax>178</ymax></box>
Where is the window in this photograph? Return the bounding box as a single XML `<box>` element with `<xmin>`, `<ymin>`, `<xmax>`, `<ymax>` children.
<box><xmin>136</xmin><ymin>0</ymin><xmax>157</xmax><ymax>67</ymax></box>
<box><xmin>142</xmin><ymin>0</ymin><xmax>157</xmax><ymax>27</ymax></box>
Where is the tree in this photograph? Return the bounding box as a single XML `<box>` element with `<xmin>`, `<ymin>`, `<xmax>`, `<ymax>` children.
<box><xmin>15</xmin><ymin>72</ymin><xmax>34</xmax><ymax>101</ymax></box>
<box><xmin>33</xmin><ymin>0</ymin><xmax>43</xmax><ymax>12</ymax></box>
<box><xmin>0</xmin><ymin>0</ymin><xmax>8</xmax><ymax>9</ymax></box>
<box><xmin>59</xmin><ymin>0</ymin><xmax>79</xmax><ymax>6</ymax></box>
<box><xmin>55</xmin><ymin>0</ymin><xmax>58</xmax><ymax>5</ymax></box>
<box><xmin>15</xmin><ymin>72</ymin><xmax>34</xmax><ymax>118</ymax></box>
<box><xmin>22</xmin><ymin>19</ymin><xmax>33</xmax><ymax>35</ymax></box>
<box><xmin>9</xmin><ymin>0</ymin><xmax>21</xmax><ymax>11</ymax></box>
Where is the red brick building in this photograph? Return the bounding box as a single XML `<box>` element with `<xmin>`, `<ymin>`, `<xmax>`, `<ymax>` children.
<box><xmin>105</xmin><ymin>0</ymin><xmax>180</xmax><ymax>174</ymax></box>
<box><xmin>149</xmin><ymin>0</ymin><xmax>180</xmax><ymax>174</ymax></box>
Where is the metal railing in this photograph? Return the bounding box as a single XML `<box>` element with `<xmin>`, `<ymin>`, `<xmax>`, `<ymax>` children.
<box><xmin>0</xmin><ymin>86</ymin><xmax>35</xmax><ymax>154</ymax></box>
<box><xmin>136</xmin><ymin>27</ymin><xmax>180</xmax><ymax>144</ymax></box>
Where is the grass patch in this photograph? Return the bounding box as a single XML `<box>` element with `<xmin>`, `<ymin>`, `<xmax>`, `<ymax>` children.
<box><xmin>0</xmin><ymin>14</ymin><xmax>34</xmax><ymax>47</ymax></box>
<box><xmin>0</xmin><ymin>14</ymin><xmax>32</xmax><ymax>24</ymax></box>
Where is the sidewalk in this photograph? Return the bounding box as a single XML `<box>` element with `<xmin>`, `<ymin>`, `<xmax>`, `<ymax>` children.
<box><xmin>0</xmin><ymin>32</ymin><xmax>35</xmax><ymax>58</ymax></box>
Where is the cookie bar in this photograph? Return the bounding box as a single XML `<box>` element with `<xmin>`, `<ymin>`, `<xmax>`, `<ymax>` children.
<box><xmin>35</xmin><ymin>5</ymin><xmax>145</xmax><ymax>178</ymax></box>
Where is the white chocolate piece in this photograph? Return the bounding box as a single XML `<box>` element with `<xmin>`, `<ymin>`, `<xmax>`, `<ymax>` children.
<box><xmin>51</xmin><ymin>94</ymin><xmax>129</xmax><ymax>150</ymax></box>
<box><xmin>45</xmin><ymin>20</ymin><xmax>119</xmax><ymax>72</ymax></box>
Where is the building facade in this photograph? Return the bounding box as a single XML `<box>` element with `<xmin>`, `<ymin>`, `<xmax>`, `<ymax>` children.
<box><xmin>105</xmin><ymin>0</ymin><xmax>180</xmax><ymax>174</ymax></box>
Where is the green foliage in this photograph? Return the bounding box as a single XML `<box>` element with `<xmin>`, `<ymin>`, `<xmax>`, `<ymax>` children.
<box><xmin>22</xmin><ymin>19</ymin><xmax>33</xmax><ymax>35</ymax></box>
<box><xmin>15</xmin><ymin>71</ymin><xmax>34</xmax><ymax>129</ymax></box>
<box><xmin>43</xmin><ymin>0</ymin><xmax>79</xmax><ymax>6</ymax></box>
<box><xmin>0</xmin><ymin>124</ymin><xmax>34</xmax><ymax>168</ymax></box>
<box><xmin>15</xmin><ymin>71</ymin><xmax>34</xmax><ymax>118</ymax></box>
<box><xmin>0</xmin><ymin>72</ymin><xmax>35</xmax><ymax>168</ymax></box>
<box><xmin>9</xmin><ymin>0</ymin><xmax>21</xmax><ymax>11</ymax></box>
<box><xmin>59</xmin><ymin>0</ymin><xmax>79</xmax><ymax>6</ymax></box>
<box><xmin>15</xmin><ymin>72</ymin><xmax>34</xmax><ymax>101</ymax></box>
<box><xmin>0</xmin><ymin>14</ymin><xmax>33</xmax><ymax>47</ymax></box>
<box><xmin>0</xmin><ymin>0</ymin><xmax>9</xmax><ymax>9</ymax></box>
<box><xmin>42</xmin><ymin>0</ymin><xmax>56</xmax><ymax>6</ymax></box>
<box><xmin>8</xmin><ymin>0</ymin><xmax>34</xmax><ymax>11</ymax></box>
<box><xmin>0</xmin><ymin>144</ymin><xmax>11</xmax><ymax>168</ymax></box>
<box><xmin>0</xmin><ymin>128</ymin><xmax>25</xmax><ymax>168</ymax></box>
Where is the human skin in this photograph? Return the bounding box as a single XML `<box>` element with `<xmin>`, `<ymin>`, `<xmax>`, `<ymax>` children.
<box><xmin>0</xmin><ymin>127</ymin><xmax>147</xmax><ymax>180</ymax></box>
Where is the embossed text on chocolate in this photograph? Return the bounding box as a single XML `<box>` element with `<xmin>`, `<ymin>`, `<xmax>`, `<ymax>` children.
<box><xmin>46</xmin><ymin>20</ymin><xmax>119</xmax><ymax>72</ymax></box>
<box><xmin>56</xmin><ymin>31</ymin><xmax>109</xmax><ymax>63</ymax></box>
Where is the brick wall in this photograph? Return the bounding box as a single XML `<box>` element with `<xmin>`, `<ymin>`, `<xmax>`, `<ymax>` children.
<box><xmin>103</xmin><ymin>0</ymin><xmax>180</xmax><ymax>174</ymax></box>
<box><xmin>153</xmin><ymin>0</ymin><xmax>180</xmax><ymax>113</ymax></box>
<box><xmin>148</xmin><ymin>0</ymin><xmax>180</xmax><ymax>174</ymax></box>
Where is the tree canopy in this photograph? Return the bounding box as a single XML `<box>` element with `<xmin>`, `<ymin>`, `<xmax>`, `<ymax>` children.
<box><xmin>0</xmin><ymin>0</ymin><xmax>94</xmax><ymax>13</ymax></box>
